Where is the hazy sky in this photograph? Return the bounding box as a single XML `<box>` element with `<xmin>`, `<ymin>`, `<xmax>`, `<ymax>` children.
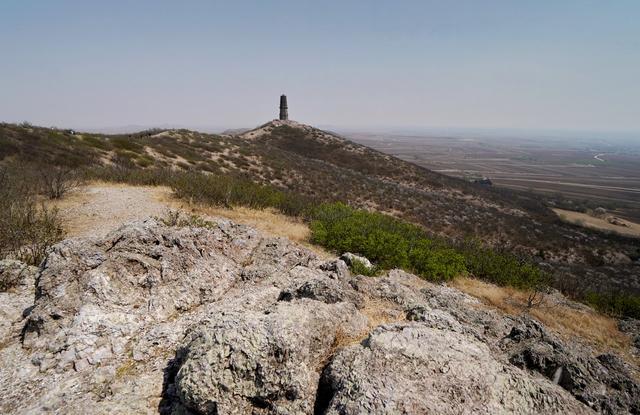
<box><xmin>1</xmin><ymin>1</ymin><xmax>639</xmax><ymax>132</ymax></box>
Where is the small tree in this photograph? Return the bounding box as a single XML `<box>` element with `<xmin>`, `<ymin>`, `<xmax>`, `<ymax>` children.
<box><xmin>526</xmin><ymin>286</ymin><xmax>546</xmax><ymax>309</ymax></box>
<box><xmin>40</xmin><ymin>166</ymin><xmax>80</xmax><ymax>199</ymax></box>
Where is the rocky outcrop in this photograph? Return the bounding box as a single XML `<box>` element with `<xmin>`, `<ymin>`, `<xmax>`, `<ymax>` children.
<box><xmin>0</xmin><ymin>260</ymin><xmax>38</xmax><ymax>342</ymax></box>
<box><xmin>318</xmin><ymin>323</ymin><xmax>590</xmax><ymax>414</ymax></box>
<box><xmin>21</xmin><ymin>218</ymin><xmax>261</xmax><ymax>373</ymax></box>
<box><xmin>619</xmin><ymin>318</ymin><xmax>640</xmax><ymax>355</ymax></box>
<box><xmin>503</xmin><ymin>318</ymin><xmax>640</xmax><ymax>414</ymax></box>
<box><xmin>0</xmin><ymin>218</ymin><xmax>637</xmax><ymax>414</ymax></box>
<box><xmin>175</xmin><ymin>301</ymin><xmax>367</xmax><ymax>414</ymax></box>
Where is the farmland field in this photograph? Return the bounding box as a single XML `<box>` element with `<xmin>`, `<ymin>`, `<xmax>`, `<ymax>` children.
<box><xmin>345</xmin><ymin>130</ymin><xmax>640</xmax><ymax>222</ymax></box>
<box><xmin>553</xmin><ymin>208</ymin><xmax>640</xmax><ymax>238</ymax></box>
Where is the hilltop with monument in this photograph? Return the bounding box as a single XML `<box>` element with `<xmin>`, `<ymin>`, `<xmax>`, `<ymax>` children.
<box><xmin>279</xmin><ymin>94</ymin><xmax>289</xmax><ymax>121</ymax></box>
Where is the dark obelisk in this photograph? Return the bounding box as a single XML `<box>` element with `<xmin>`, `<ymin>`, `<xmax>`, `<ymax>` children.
<box><xmin>279</xmin><ymin>94</ymin><xmax>288</xmax><ymax>121</ymax></box>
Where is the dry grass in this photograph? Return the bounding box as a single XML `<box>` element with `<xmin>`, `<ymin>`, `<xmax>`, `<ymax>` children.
<box><xmin>360</xmin><ymin>298</ymin><xmax>406</xmax><ymax>329</ymax></box>
<box><xmin>159</xmin><ymin>193</ymin><xmax>333</xmax><ymax>258</ymax></box>
<box><xmin>115</xmin><ymin>359</ymin><xmax>137</xmax><ymax>379</ymax></box>
<box><xmin>332</xmin><ymin>299</ymin><xmax>405</xmax><ymax>351</ymax></box>
<box><xmin>318</xmin><ymin>298</ymin><xmax>405</xmax><ymax>371</ymax></box>
<box><xmin>452</xmin><ymin>277</ymin><xmax>633</xmax><ymax>357</ymax></box>
<box><xmin>553</xmin><ymin>208</ymin><xmax>640</xmax><ymax>238</ymax></box>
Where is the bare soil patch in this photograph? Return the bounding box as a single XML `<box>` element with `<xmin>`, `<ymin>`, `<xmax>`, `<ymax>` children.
<box><xmin>50</xmin><ymin>183</ymin><xmax>171</xmax><ymax>238</ymax></box>
<box><xmin>553</xmin><ymin>208</ymin><xmax>640</xmax><ymax>238</ymax></box>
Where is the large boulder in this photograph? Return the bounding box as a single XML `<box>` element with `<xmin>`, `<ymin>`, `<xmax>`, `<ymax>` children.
<box><xmin>340</xmin><ymin>252</ymin><xmax>373</xmax><ymax>272</ymax></box>
<box><xmin>174</xmin><ymin>300</ymin><xmax>367</xmax><ymax>414</ymax></box>
<box><xmin>317</xmin><ymin>322</ymin><xmax>592</xmax><ymax>414</ymax></box>
<box><xmin>503</xmin><ymin>318</ymin><xmax>640</xmax><ymax>414</ymax></box>
<box><xmin>21</xmin><ymin>218</ymin><xmax>260</xmax><ymax>373</ymax></box>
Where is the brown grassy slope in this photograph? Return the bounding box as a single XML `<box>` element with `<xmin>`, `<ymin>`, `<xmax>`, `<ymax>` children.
<box><xmin>1</xmin><ymin>121</ymin><xmax>638</xmax><ymax>295</ymax></box>
<box><xmin>236</xmin><ymin>123</ymin><xmax>639</xmax><ymax>284</ymax></box>
<box><xmin>452</xmin><ymin>277</ymin><xmax>632</xmax><ymax>357</ymax></box>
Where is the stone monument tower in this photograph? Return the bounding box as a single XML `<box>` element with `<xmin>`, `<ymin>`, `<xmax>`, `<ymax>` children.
<box><xmin>279</xmin><ymin>94</ymin><xmax>288</xmax><ymax>121</ymax></box>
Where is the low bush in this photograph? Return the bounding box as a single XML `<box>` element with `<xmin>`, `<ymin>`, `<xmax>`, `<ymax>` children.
<box><xmin>155</xmin><ymin>210</ymin><xmax>217</xmax><ymax>230</ymax></box>
<box><xmin>309</xmin><ymin>202</ymin><xmax>549</xmax><ymax>287</ymax></box>
<box><xmin>0</xmin><ymin>164</ymin><xmax>65</xmax><ymax>265</ymax></box>
<box><xmin>348</xmin><ymin>257</ymin><xmax>378</xmax><ymax>277</ymax></box>
<box><xmin>409</xmin><ymin>240</ymin><xmax>467</xmax><ymax>281</ymax></box>
<box><xmin>584</xmin><ymin>291</ymin><xmax>640</xmax><ymax>319</ymax></box>
<box><xmin>39</xmin><ymin>165</ymin><xmax>80</xmax><ymax>199</ymax></box>
<box><xmin>81</xmin><ymin>134</ymin><xmax>112</xmax><ymax>151</ymax></box>
<box><xmin>457</xmin><ymin>240</ymin><xmax>551</xmax><ymax>290</ymax></box>
<box><xmin>170</xmin><ymin>171</ymin><xmax>311</xmax><ymax>217</ymax></box>
<box><xmin>310</xmin><ymin>202</ymin><xmax>466</xmax><ymax>281</ymax></box>
<box><xmin>87</xmin><ymin>166</ymin><xmax>174</xmax><ymax>186</ymax></box>
<box><xmin>110</xmin><ymin>137</ymin><xmax>144</xmax><ymax>153</ymax></box>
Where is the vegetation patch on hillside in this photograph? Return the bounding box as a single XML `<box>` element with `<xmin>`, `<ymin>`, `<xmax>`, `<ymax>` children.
<box><xmin>0</xmin><ymin>163</ymin><xmax>65</xmax><ymax>265</ymax></box>
<box><xmin>83</xmin><ymin>165</ymin><xmax>640</xmax><ymax>319</ymax></box>
<box><xmin>584</xmin><ymin>291</ymin><xmax>640</xmax><ymax>319</ymax></box>
<box><xmin>310</xmin><ymin>202</ymin><xmax>465</xmax><ymax>281</ymax></box>
<box><xmin>1</xmin><ymin>123</ymin><xmax>639</xmax><ymax>320</ymax></box>
<box><xmin>309</xmin><ymin>202</ymin><xmax>548</xmax><ymax>289</ymax></box>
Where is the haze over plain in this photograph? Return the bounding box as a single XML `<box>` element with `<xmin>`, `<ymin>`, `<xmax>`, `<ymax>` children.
<box><xmin>1</xmin><ymin>0</ymin><xmax>639</xmax><ymax>135</ymax></box>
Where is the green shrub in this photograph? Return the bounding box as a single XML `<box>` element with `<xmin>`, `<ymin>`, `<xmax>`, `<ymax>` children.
<box><xmin>409</xmin><ymin>240</ymin><xmax>466</xmax><ymax>281</ymax></box>
<box><xmin>310</xmin><ymin>202</ymin><xmax>546</xmax><ymax>285</ymax></box>
<box><xmin>348</xmin><ymin>258</ymin><xmax>378</xmax><ymax>277</ymax></box>
<box><xmin>457</xmin><ymin>240</ymin><xmax>550</xmax><ymax>290</ymax></box>
<box><xmin>310</xmin><ymin>202</ymin><xmax>466</xmax><ymax>281</ymax></box>
<box><xmin>584</xmin><ymin>291</ymin><xmax>640</xmax><ymax>319</ymax></box>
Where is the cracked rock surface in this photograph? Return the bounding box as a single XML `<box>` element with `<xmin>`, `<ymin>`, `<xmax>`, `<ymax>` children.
<box><xmin>0</xmin><ymin>218</ymin><xmax>637</xmax><ymax>414</ymax></box>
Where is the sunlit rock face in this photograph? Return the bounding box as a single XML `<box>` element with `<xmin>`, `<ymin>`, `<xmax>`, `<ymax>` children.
<box><xmin>0</xmin><ymin>219</ymin><xmax>637</xmax><ymax>414</ymax></box>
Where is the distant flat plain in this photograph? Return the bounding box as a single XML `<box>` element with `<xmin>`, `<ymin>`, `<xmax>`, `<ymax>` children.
<box><xmin>345</xmin><ymin>130</ymin><xmax>640</xmax><ymax>222</ymax></box>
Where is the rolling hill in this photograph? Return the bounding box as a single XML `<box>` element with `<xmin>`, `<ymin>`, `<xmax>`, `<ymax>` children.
<box><xmin>1</xmin><ymin>120</ymin><xmax>638</xmax><ymax>296</ymax></box>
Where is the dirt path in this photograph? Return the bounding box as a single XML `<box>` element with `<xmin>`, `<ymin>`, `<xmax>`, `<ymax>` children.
<box><xmin>51</xmin><ymin>183</ymin><xmax>172</xmax><ymax>238</ymax></box>
<box><xmin>50</xmin><ymin>183</ymin><xmax>328</xmax><ymax>257</ymax></box>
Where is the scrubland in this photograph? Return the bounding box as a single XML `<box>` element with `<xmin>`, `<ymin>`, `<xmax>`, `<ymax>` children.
<box><xmin>1</xmin><ymin>121</ymin><xmax>638</xmax><ymax>321</ymax></box>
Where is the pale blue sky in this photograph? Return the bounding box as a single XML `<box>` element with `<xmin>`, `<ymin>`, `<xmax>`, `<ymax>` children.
<box><xmin>1</xmin><ymin>1</ymin><xmax>639</xmax><ymax>132</ymax></box>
